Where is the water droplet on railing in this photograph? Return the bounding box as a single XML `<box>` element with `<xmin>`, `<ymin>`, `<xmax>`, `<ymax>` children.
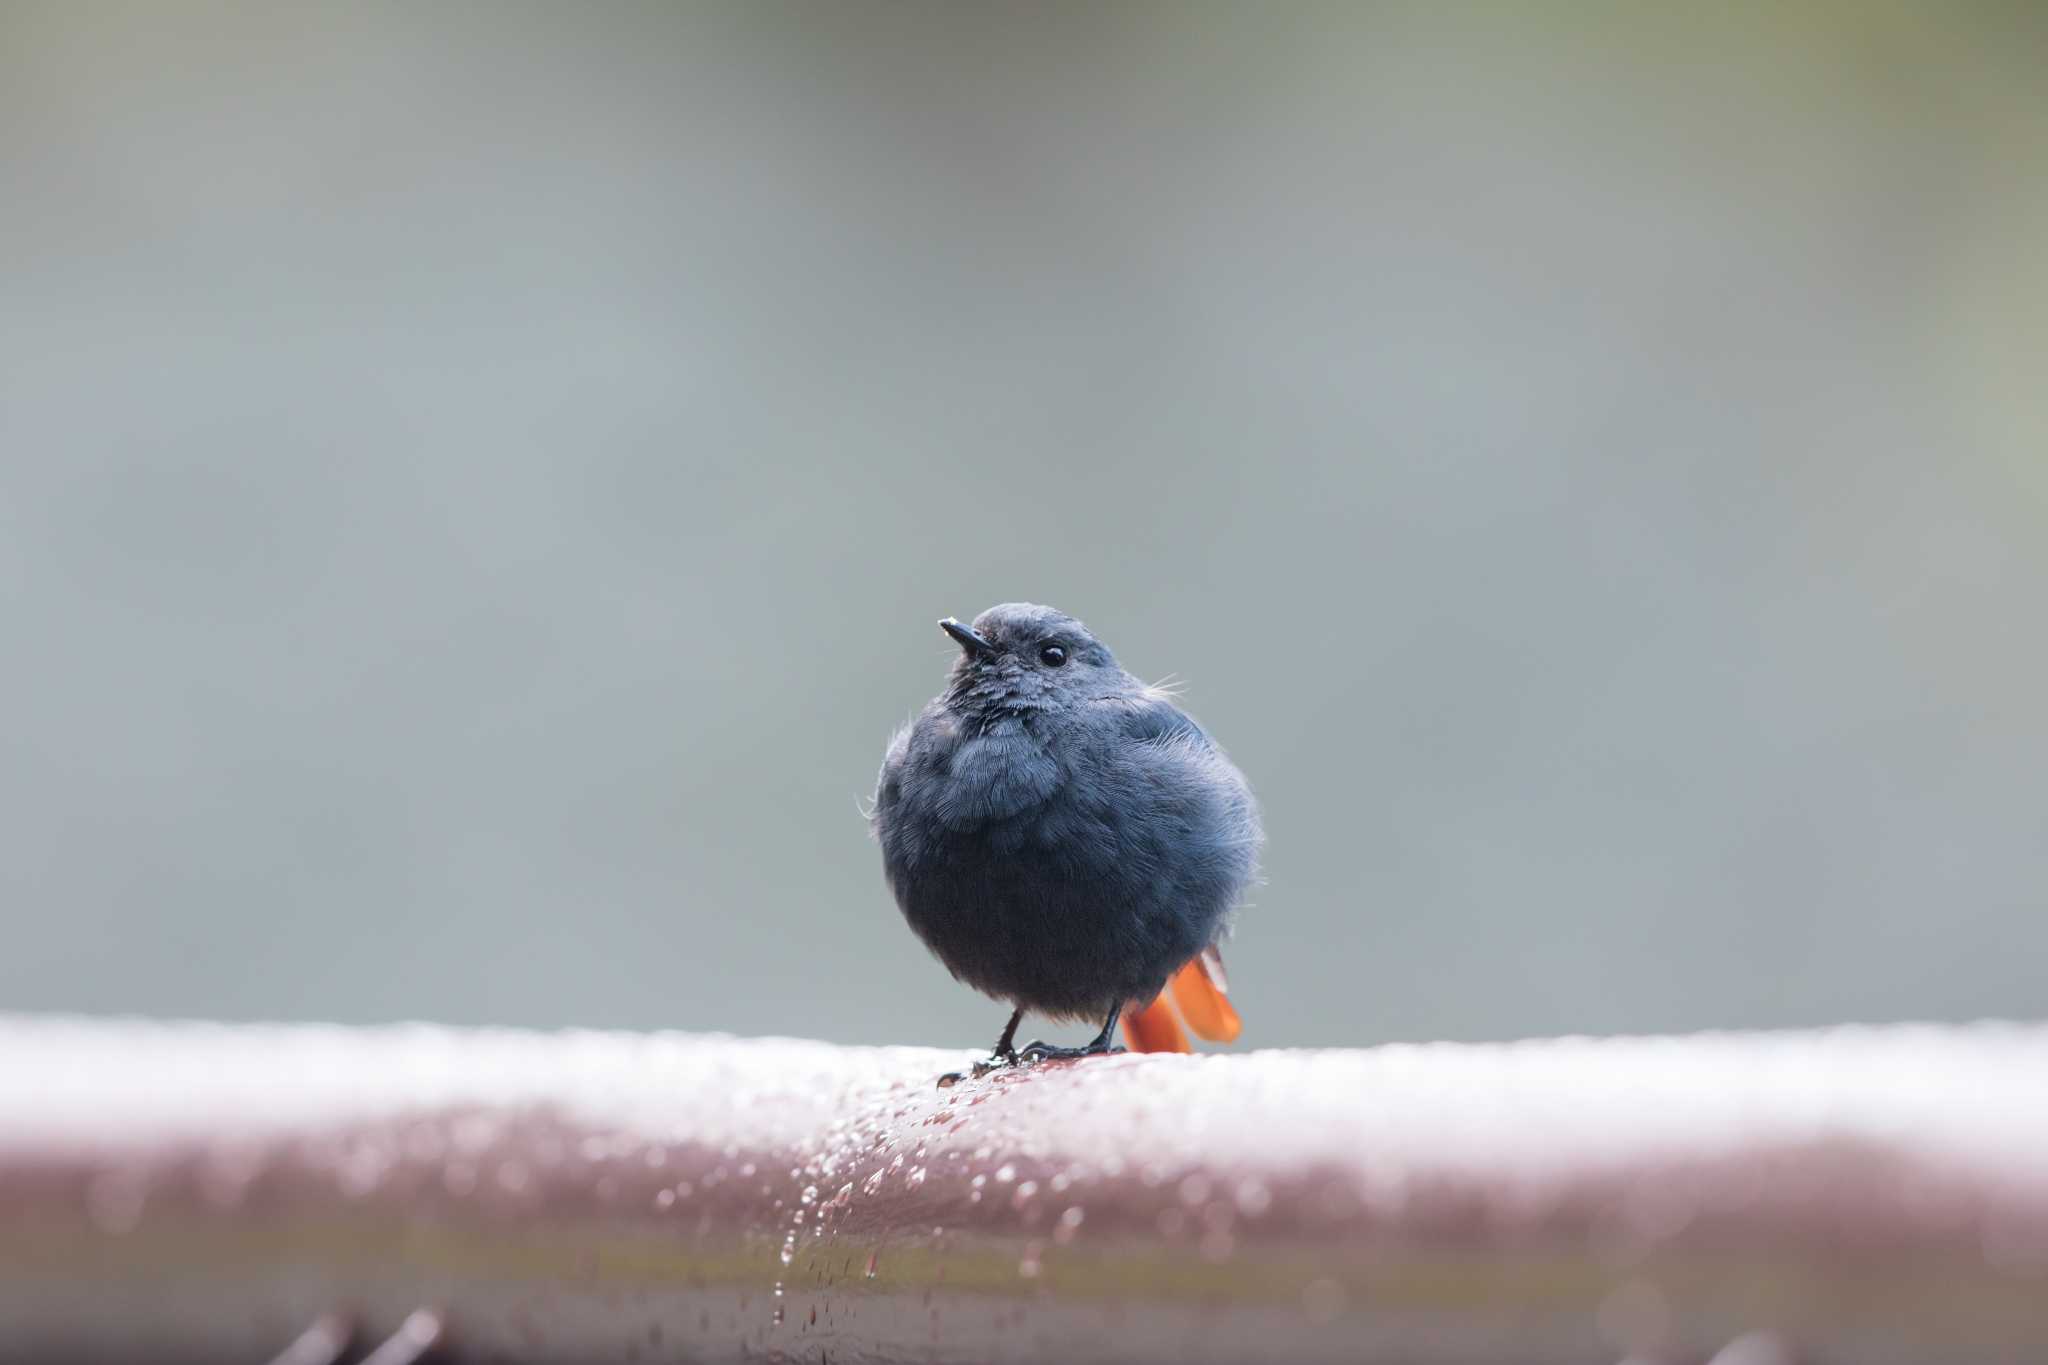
<box><xmin>1018</xmin><ymin>1240</ymin><xmax>1044</xmax><ymax>1278</ymax></box>
<box><xmin>1046</xmin><ymin>1209</ymin><xmax>1084</xmax><ymax>1250</ymax></box>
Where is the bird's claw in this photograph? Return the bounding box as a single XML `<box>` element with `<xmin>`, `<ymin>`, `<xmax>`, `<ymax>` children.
<box><xmin>1017</xmin><ymin>1038</ymin><xmax>1126</xmax><ymax>1063</ymax></box>
<box><xmin>936</xmin><ymin>1047</ymin><xmax>1018</xmax><ymax>1088</ymax></box>
<box><xmin>937</xmin><ymin>1038</ymin><xmax>1128</xmax><ymax>1086</ymax></box>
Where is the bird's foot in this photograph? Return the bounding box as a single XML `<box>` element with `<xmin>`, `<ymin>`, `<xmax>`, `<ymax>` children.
<box><xmin>934</xmin><ymin>1006</ymin><xmax>1124</xmax><ymax>1086</ymax></box>
<box><xmin>936</xmin><ymin>1046</ymin><xmax>1018</xmax><ymax>1088</ymax></box>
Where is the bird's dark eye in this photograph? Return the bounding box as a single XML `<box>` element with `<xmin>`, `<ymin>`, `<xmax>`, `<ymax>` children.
<box><xmin>1038</xmin><ymin>643</ymin><xmax>1067</xmax><ymax>667</ymax></box>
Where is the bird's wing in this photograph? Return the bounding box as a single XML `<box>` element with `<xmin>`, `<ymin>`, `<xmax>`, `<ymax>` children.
<box><xmin>1101</xmin><ymin>692</ymin><xmax>1252</xmax><ymax>1053</ymax></box>
<box><xmin>1104</xmin><ymin>687</ymin><xmax>1210</xmax><ymax>746</ymax></box>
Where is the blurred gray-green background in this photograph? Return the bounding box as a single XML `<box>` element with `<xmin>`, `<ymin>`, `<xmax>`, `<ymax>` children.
<box><xmin>3</xmin><ymin>3</ymin><xmax>2044</xmax><ymax>1049</ymax></box>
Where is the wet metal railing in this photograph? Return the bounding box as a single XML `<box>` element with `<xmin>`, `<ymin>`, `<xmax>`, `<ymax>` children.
<box><xmin>3</xmin><ymin>1015</ymin><xmax>2046</xmax><ymax>1363</ymax></box>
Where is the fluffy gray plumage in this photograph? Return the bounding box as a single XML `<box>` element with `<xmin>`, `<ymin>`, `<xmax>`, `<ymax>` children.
<box><xmin>871</xmin><ymin>603</ymin><xmax>1261</xmax><ymax>1029</ymax></box>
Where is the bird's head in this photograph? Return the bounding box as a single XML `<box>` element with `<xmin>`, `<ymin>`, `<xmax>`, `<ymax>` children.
<box><xmin>938</xmin><ymin>602</ymin><xmax>1118</xmax><ymax>712</ymax></box>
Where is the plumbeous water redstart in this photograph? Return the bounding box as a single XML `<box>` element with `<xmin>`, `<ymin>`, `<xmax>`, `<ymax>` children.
<box><xmin>871</xmin><ymin>603</ymin><xmax>1261</xmax><ymax>1079</ymax></box>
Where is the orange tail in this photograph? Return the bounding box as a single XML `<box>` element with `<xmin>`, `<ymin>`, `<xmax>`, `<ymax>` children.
<box><xmin>1169</xmin><ymin>946</ymin><xmax>1243</xmax><ymax>1042</ymax></box>
<box><xmin>1121</xmin><ymin>993</ymin><xmax>1190</xmax><ymax>1053</ymax></box>
<box><xmin>1121</xmin><ymin>946</ymin><xmax>1242</xmax><ymax>1052</ymax></box>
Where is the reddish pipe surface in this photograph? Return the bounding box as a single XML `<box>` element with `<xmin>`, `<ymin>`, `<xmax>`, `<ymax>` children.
<box><xmin>2</xmin><ymin>1015</ymin><xmax>2047</xmax><ymax>1363</ymax></box>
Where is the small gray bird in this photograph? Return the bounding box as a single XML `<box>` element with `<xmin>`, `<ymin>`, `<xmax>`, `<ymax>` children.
<box><xmin>871</xmin><ymin>603</ymin><xmax>1260</xmax><ymax>1076</ymax></box>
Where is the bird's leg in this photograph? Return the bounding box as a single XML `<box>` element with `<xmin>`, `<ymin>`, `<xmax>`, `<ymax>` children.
<box><xmin>1017</xmin><ymin>1003</ymin><xmax>1127</xmax><ymax>1063</ymax></box>
<box><xmin>936</xmin><ymin>1008</ymin><xmax>1025</xmax><ymax>1087</ymax></box>
<box><xmin>981</xmin><ymin>1007</ymin><xmax>1024</xmax><ymax>1069</ymax></box>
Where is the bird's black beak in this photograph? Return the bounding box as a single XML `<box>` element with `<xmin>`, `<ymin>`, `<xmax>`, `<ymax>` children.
<box><xmin>940</xmin><ymin>617</ymin><xmax>995</xmax><ymax>659</ymax></box>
